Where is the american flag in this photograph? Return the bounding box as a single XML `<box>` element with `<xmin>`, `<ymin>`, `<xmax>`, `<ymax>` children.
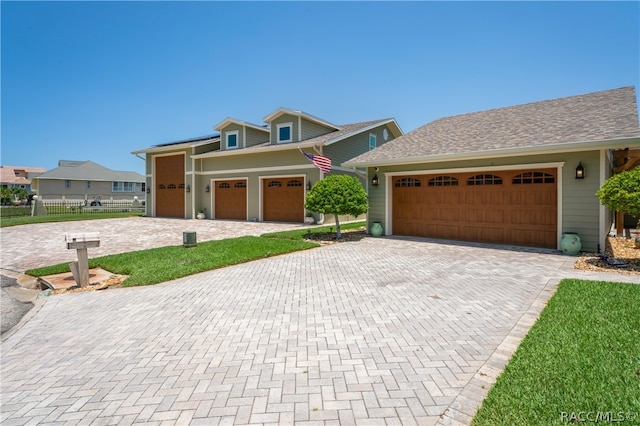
<box><xmin>302</xmin><ymin>151</ymin><xmax>332</xmax><ymax>174</ymax></box>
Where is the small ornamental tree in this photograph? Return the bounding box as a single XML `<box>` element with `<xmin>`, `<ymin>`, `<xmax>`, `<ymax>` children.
<box><xmin>596</xmin><ymin>167</ymin><xmax>640</xmax><ymax>227</ymax></box>
<box><xmin>305</xmin><ymin>174</ymin><xmax>368</xmax><ymax>238</ymax></box>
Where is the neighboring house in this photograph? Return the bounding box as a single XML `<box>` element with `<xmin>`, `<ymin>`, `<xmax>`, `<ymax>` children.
<box><xmin>31</xmin><ymin>160</ymin><xmax>146</xmax><ymax>202</ymax></box>
<box><xmin>344</xmin><ymin>86</ymin><xmax>640</xmax><ymax>253</ymax></box>
<box><xmin>132</xmin><ymin>108</ymin><xmax>402</xmax><ymax>223</ymax></box>
<box><xmin>0</xmin><ymin>165</ymin><xmax>46</xmax><ymax>194</ymax></box>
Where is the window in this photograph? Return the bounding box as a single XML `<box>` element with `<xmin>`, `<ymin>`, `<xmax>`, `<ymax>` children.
<box><xmin>234</xmin><ymin>181</ymin><xmax>246</xmax><ymax>188</ymax></box>
<box><xmin>277</xmin><ymin>123</ymin><xmax>292</xmax><ymax>143</ymax></box>
<box><xmin>394</xmin><ymin>177</ymin><xmax>421</xmax><ymax>187</ymax></box>
<box><xmin>65</xmin><ymin>180</ymin><xmax>71</xmax><ymax>188</ymax></box>
<box><xmin>369</xmin><ymin>134</ymin><xmax>377</xmax><ymax>150</ymax></box>
<box><xmin>113</xmin><ymin>182</ymin><xmax>136</xmax><ymax>192</ymax></box>
<box><xmin>226</xmin><ymin>131</ymin><xmax>238</xmax><ymax>149</ymax></box>
<box><xmin>178</xmin><ymin>183</ymin><xmax>185</xmax><ymax>189</ymax></box>
<box><xmin>512</xmin><ymin>172</ymin><xmax>555</xmax><ymax>184</ymax></box>
<box><xmin>141</xmin><ymin>183</ymin><xmax>146</xmax><ymax>193</ymax></box>
<box><xmin>287</xmin><ymin>179</ymin><xmax>302</xmax><ymax>187</ymax></box>
<box><xmin>167</xmin><ymin>184</ymin><xmax>176</xmax><ymax>189</ymax></box>
<box><xmin>428</xmin><ymin>176</ymin><xmax>459</xmax><ymax>186</ymax></box>
<box><xmin>268</xmin><ymin>181</ymin><xmax>282</xmax><ymax>187</ymax></box>
<box><xmin>218</xmin><ymin>182</ymin><xmax>230</xmax><ymax>189</ymax></box>
<box><xmin>467</xmin><ymin>174</ymin><xmax>503</xmax><ymax>186</ymax></box>
<box><xmin>87</xmin><ymin>181</ymin><xmax>91</xmax><ymax>189</ymax></box>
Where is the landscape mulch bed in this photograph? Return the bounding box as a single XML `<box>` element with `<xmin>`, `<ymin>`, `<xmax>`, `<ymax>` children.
<box><xmin>574</xmin><ymin>236</ymin><xmax>640</xmax><ymax>276</ymax></box>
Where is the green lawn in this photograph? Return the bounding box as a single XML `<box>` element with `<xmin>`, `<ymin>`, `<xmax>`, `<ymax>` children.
<box><xmin>23</xmin><ymin>220</ymin><xmax>366</xmax><ymax>287</ymax></box>
<box><xmin>472</xmin><ymin>279</ymin><xmax>640</xmax><ymax>425</ymax></box>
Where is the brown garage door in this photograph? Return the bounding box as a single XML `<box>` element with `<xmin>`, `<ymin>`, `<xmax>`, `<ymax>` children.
<box><xmin>263</xmin><ymin>177</ymin><xmax>304</xmax><ymax>222</ymax></box>
<box><xmin>392</xmin><ymin>169</ymin><xmax>557</xmax><ymax>248</ymax></box>
<box><xmin>215</xmin><ymin>180</ymin><xmax>247</xmax><ymax>220</ymax></box>
<box><xmin>155</xmin><ymin>155</ymin><xmax>184</xmax><ymax>218</ymax></box>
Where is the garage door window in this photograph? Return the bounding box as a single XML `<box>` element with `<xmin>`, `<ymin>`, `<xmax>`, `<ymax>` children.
<box><xmin>395</xmin><ymin>177</ymin><xmax>421</xmax><ymax>187</ymax></box>
<box><xmin>428</xmin><ymin>176</ymin><xmax>459</xmax><ymax>186</ymax></box>
<box><xmin>467</xmin><ymin>174</ymin><xmax>503</xmax><ymax>185</ymax></box>
<box><xmin>512</xmin><ymin>172</ymin><xmax>555</xmax><ymax>184</ymax></box>
<box><xmin>234</xmin><ymin>181</ymin><xmax>246</xmax><ymax>188</ymax></box>
<box><xmin>219</xmin><ymin>182</ymin><xmax>230</xmax><ymax>189</ymax></box>
<box><xmin>287</xmin><ymin>179</ymin><xmax>302</xmax><ymax>187</ymax></box>
<box><xmin>268</xmin><ymin>181</ymin><xmax>282</xmax><ymax>187</ymax></box>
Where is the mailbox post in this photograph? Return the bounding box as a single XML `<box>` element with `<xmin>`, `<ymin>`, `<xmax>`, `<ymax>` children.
<box><xmin>65</xmin><ymin>232</ymin><xmax>100</xmax><ymax>287</ymax></box>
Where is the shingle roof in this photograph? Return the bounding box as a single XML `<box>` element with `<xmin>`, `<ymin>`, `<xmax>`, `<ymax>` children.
<box><xmin>345</xmin><ymin>87</ymin><xmax>640</xmax><ymax>166</ymax></box>
<box><xmin>34</xmin><ymin>161</ymin><xmax>144</xmax><ymax>182</ymax></box>
<box><xmin>0</xmin><ymin>166</ymin><xmax>46</xmax><ymax>184</ymax></box>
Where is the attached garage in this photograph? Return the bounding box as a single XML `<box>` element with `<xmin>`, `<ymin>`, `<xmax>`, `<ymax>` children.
<box><xmin>392</xmin><ymin>169</ymin><xmax>557</xmax><ymax>248</ymax></box>
<box><xmin>155</xmin><ymin>155</ymin><xmax>185</xmax><ymax>218</ymax></box>
<box><xmin>262</xmin><ymin>177</ymin><xmax>305</xmax><ymax>222</ymax></box>
<box><xmin>214</xmin><ymin>179</ymin><xmax>247</xmax><ymax>220</ymax></box>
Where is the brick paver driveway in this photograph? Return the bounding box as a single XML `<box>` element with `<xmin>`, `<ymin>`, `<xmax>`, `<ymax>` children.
<box><xmin>2</xmin><ymin>224</ymin><xmax>637</xmax><ymax>425</ymax></box>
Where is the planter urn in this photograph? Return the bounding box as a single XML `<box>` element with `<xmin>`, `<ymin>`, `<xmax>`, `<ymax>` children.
<box><xmin>560</xmin><ymin>232</ymin><xmax>582</xmax><ymax>255</ymax></box>
<box><xmin>370</xmin><ymin>222</ymin><xmax>384</xmax><ymax>238</ymax></box>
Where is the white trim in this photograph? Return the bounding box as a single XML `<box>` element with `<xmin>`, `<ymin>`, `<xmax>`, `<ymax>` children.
<box><xmin>384</xmin><ymin>162</ymin><xmax>565</xmax><ymax>177</ymax></box>
<box><xmin>599</xmin><ymin>149</ymin><xmax>607</xmax><ymax>252</ymax></box>
<box><xmin>383</xmin><ymin>162</ymin><xmax>565</xmax><ymax>248</ymax></box>
<box><xmin>225</xmin><ymin>130</ymin><xmax>239</xmax><ymax>150</ymax></box>
<box><xmin>298</xmin><ymin>116</ymin><xmax>302</xmax><ymax>141</ymax></box>
<box><xmin>195</xmin><ymin>164</ymin><xmax>316</xmax><ymax>176</ymax></box>
<box><xmin>276</xmin><ymin>122</ymin><xmax>293</xmax><ymax>144</ymax></box>
<box><xmin>259</xmin><ymin>174</ymin><xmax>306</xmax><ymax>222</ymax></box>
<box><xmin>214</xmin><ymin>117</ymin><xmax>269</xmax><ymax>133</ymax></box>
<box><xmin>210</xmin><ymin>177</ymin><xmax>249</xmax><ymax>220</ymax></box>
<box><xmin>263</xmin><ymin>107</ymin><xmax>341</xmax><ymax>130</ymax></box>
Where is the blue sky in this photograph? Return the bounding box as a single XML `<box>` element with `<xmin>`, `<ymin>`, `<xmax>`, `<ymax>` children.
<box><xmin>2</xmin><ymin>1</ymin><xmax>638</xmax><ymax>175</ymax></box>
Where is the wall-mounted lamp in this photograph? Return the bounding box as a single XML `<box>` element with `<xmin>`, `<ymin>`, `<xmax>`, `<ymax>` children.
<box><xmin>307</xmin><ymin>181</ymin><xmax>312</xmax><ymax>191</ymax></box>
<box><xmin>205</xmin><ymin>184</ymin><xmax>210</xmax><ymax>193</ymax></box>
<box><xmin>146</xmin><ymin>187</ymin><xmax>150</xmax><ymax>194</ymax></box>
<box><xmin>186</xmin><ymin>184</ymin><xmax>191</xmax><ymax>193</ymax></box>
<box><xmin>371</xmin><ymin>174</ymin><xmax>379</xmax><ymax>186</ymax></box>
<box><xmin>575</xmin><ymin>162</ymin><xmax>585</xmax><ymax>179</ymax></box>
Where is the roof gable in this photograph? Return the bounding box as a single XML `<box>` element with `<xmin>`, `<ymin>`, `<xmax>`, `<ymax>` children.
<box><xmin>346</xmin><ymin>86</ymin><xmax>640</xmax><ymax>166</ymax></box>
<box><xmin>263</xmin><ymin>107</ymin><xmax>341</xmax><ymax>131</ymax></box>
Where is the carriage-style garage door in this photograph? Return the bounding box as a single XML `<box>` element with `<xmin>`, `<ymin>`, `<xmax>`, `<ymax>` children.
<box><xmin>263</xmin><ymin>177</ymin><xmax>304</xmax><ymax>223</ymax></box>
<box><xmin>155</xmin><ymin>155</ymin><xmax>184</xmax><ymax>218</ymax></box>
<box><xmin>392</xmin><ymin>169</ymin><xmax>557</xmax><ymax>248</ymax></box>
<box><xmin>214</xmin><ymin>179</ymin><xmax>247</xmax><ymax>220</ymax></box>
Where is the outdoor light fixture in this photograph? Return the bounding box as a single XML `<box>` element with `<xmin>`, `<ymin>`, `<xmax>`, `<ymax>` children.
<box><xmin>205</xmin><ymin>184</ymin><xmax>210</xmax><ymax>193</ymax></box>
<box><xmin>575</xmin><ymin>162</ymin><xmax>585</xmax><ymax>179</ymax></box>
<box><xmin>146</xmin><ymin>187</ymin><xmax>150</xmax><ymax>194</ymax></box>
<box><xmin>371</xmin><ymin>174</ymin><xmax>379</xmax><ymax>186</ymax></box>
<box><xmin>307</xmin><ymin>181</ymin><xmax>312</xmax><ymax>191</ymax></box>
<box><xmin>186</xmin><ymin>184</ymin><xmax>191</xmax><ymax>193</ymax></box>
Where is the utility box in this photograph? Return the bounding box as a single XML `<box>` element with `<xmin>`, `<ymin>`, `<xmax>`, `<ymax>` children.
<box><xmin>65</xmin><ymin>232</ymin><xmax>100</xmax><ymax>287</ymax></box>
<box><xmin>183</xmin><ymin>231</ymin><xmax>197</xmax><ymax>248</ymax></box>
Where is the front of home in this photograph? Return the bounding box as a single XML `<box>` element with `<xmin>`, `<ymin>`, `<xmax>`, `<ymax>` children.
<box><xmin>133</xmin><ymin>108</ymin><xmax>402</xmax><ymax>223</ymax></box>
<box><xmin>344</xmin><ymin>87</ymin><xmax>640</xmax><ymax>253</ymax></box>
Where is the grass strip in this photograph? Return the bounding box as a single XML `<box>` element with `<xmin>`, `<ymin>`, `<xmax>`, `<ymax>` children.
<box><xmin>26</xmin><ymin>236</ymin><xmax>319</xmax><ymax>287</ymax></box>
<box><xmin>472</xmin><ymin>279</ymin><xmax>640</xmax><ymax>425</ymax></box>
<box><xmin>1</xmin><ymin>212</ymin><xmax>143</xmax><ymax>228</ymax></box>
<box><xmin>261</xmin><ymin>221</ymin><xmax>365</xmax><ymax>240</ymax></box>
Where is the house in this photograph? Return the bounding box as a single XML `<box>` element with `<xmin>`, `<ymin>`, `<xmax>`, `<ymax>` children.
<box><xmin>343</xmin><ymin>87</ymin><xmax>640</xmax><ymax>253</ymax></box>
<box><xmin>31</xmin><ymin>160</ymin><xmax>146</xmax><ymax>202</ymax></box>
<box><xmin>132</xmin><ymin>108</ymin><xmax>402</xmax><ymax>222</ymax></box>
<box><xmin>0</xmin><ymin>165</ymin><xmax>46</xmax><ymax>194</ymax></box>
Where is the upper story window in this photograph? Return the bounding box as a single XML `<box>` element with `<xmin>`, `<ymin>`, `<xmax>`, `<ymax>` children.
<box><xmin>113</xmin><ymin>182</ymin><xmax>135</xmax><ymax>192</ymax></box>
<box><xmin>226</xmin><ymin>131</ymin><xmax>239</xmax><ymax>149</ymax></box>
<box><xmin>369</xmin><ymin>134</ymin><xmax>377</xmax><ymax>150</ymax></box>
<box><xmin>277</xmin><ymin>122</ymin><xmax>293</xmax><ymax>143</ymax></box>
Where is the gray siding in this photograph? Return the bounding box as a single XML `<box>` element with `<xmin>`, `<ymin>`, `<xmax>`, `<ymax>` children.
<box><xmin>270</xmin><ymin>114</ymin><xmax>299</xmax><ymax>144</ymax></box>
<box><xmin>325</xmin><ymin>123</ymin><xmax>396</xmax><ymax>167</ymax></box>
<box><xmin>219</xmin><ymin>123</ymin><xmax>245</xmax><ymax>150</ymax></box>
<box><xmin>300</xmin><ymin>117</ymin><xmax>334</xmax><ymax>140</ymax></box>
<box><xmin>246</xmin><ymin>127</ymin><xmax>269</xmax><ymax>147</ymax></box>
<box><xmin>35</xmin><ymin>179</ymin><xmax>145</xmax><ymax>201</ymax></box>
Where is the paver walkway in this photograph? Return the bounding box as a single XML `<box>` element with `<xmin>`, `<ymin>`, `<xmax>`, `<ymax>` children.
<box><xmin>2</xmin><ymin>229</ymin><xmax>637</xmax><ymax>425</ymax></box>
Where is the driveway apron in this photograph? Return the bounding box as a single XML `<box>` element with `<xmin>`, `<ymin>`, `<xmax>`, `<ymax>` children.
<box><xmin>1</xmin><ymin>234</ymin><xmax>637</xmax><ymax>425</ymax></box>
